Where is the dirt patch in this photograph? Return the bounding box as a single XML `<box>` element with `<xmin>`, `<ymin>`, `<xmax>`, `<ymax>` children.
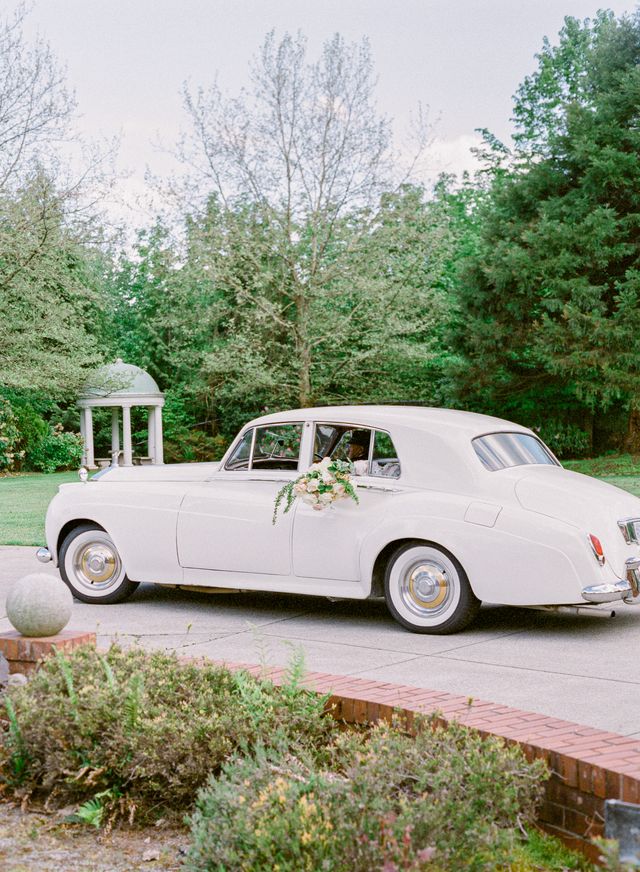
<box><xmin>0</xmin><ymin>802</ymin><xmax>188</xmax><ymax>871</ymax></box>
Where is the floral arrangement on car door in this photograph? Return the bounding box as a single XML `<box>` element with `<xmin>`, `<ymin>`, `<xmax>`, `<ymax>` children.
<box><xmin>272</xmin><ymin>457</ymin><xmax>359</xmax><ymax>524</ymax></box>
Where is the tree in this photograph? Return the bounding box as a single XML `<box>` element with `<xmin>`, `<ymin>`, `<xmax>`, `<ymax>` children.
<box><xmin>451</xmin><ymin>11</ymin><xmax>640</xmax><ymax>452</ymax></box>
<box><xmin>0</xmin><ymin>4</ymin><xmax>114</xmax><ymax>396</ymax></box>
<box><xmin>172</xmin><ymin>31</ymin><xmax>437</xmax><ymax>410</ymax></box>
<box><xmin>0</xmin><ymin>172</ymin><xmax>107</xmax><ymax>394</ymax></box>
<box><xmin>0</xmin><ymin>3</ymin><xmax>74</xmax><ymax>194</ymax></box>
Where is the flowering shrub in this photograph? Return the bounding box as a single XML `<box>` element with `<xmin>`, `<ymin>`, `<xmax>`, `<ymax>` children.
<box><xmin>186</xmin><ymin>719</ymin><xmax>549</xmax><ymax>871</ymax></box>
<box><xmin>273</xmin><ymin>457</ymin><xmax>359</xmax><ymax>523</ymax></box>
<box><xmin>0</xmin><ymin>397</ymin><xmax>24</xmax><ymax>471</ymax></box>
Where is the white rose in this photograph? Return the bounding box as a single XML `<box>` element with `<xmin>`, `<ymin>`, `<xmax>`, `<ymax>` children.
<box><xmin>294</xmin><ymin>480</ymin><xmax>307</xmax><ymax>495</ymax></box>
<box><xmin>322</xmin><ymin>471</ymin><xmax>333</xmax><ymax>484</ymax></box>
<box><xmin>301</xmin><ymin>493</ymin><xmax>317</xmax><ymax>505</ymax></box>
<box><xmin>319</xmin><ymin>456</ymin><xmax>332</xmax><ymax>467</ymax></box>
<box><xmin>319</xmin><ymin>491</ymin><xmax>333</xmax><ymax>504</ymax></box>
<box><xmin>333</xmin><ymin>482</ymin><xmax>345</xmax><ymax>496</ymax></box>
<box><xmin>306</xmin><ymin>478</ymin><xmax>319</xmax><ymax>492</ymax></box>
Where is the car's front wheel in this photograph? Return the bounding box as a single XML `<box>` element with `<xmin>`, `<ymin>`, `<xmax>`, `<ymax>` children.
<box><xmin>384</xmin><ymin>541</ymin><xmax>480</xmax><ymax>634</ymax></box>
<box><xmin>59</xmin><ymin>524</ymin><xmax>139</xmax><ymax>604</ymax></box>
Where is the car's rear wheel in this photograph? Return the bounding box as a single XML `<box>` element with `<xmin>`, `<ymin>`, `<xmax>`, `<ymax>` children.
<box><xmin>59</xmin><ymin>524</ymin><xmax>139</xmax><ymax>604</ymax></box>
<box><xmin>384</xmin><ymin>541</ymin><xmax>480</xmax><ymax>634</ymax></box>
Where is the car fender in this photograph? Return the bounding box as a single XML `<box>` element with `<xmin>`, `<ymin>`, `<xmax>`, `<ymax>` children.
<box><xmin>359</xmin><ymin>502</ymin><xmax>602</xmax><ymax>606</ymax></box>
<box><xmin>45</xmin><ymin>483</ymin><xmax>184</xmax><ymax>585</ymax></box>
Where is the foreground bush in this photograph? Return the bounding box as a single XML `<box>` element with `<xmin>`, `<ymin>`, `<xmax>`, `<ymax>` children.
<box><xmin>0</xmin><ymin>645</ymin><xmax>336</xmax><ymax>822</ymax></box>
<box><xmin>186</xmin><ymin>719</ymin><xmax>549</xmax><ymax>872</ymax></box>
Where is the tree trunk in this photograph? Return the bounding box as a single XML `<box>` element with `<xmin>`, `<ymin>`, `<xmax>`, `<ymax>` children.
<box><xmin>624</xmin><ymin>408</ymin><xmax>640</xmax><ymax>453</ymax></box>
<box><xmin>299</xmin><ymin>341</ymin><xmax>312</xmax><ymax>407</ymax></box>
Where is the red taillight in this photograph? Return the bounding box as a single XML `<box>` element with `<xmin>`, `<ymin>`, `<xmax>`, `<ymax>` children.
<box><xmin>589</xmin><ymin>534</ymin><xmax>605</xmax><ymax>566</ymax></box>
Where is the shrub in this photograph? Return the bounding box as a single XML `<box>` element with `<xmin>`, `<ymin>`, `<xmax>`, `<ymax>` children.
<box><xmin>24</xmin><ymin>423</ymin><xmax>83</xmax><ymax>472</ymax></box>
<box><xmin>164</xmin><ymin>430</ymin><xmax>228</xmax><ymax>464</ymax></box>
<box><xmin>186</xmin><ymin>719</ymin><xmax>549</xmax><ymax>872</ymax></box>
<box><xmin>533</xmin><ymin>420</ymin><xmax>591</xmax><ymax>459</ymax></box>
<box><xmin>9</xmin><ymin>400</ymin><xmax>48</xmax><ymax>470</ymax></box>
<box><xmin>0</xmin><ymin>645</ymin><xmax>336</xmax><ymax>823</ymax></box>
<box><xmin>0</xmin><ymin>397</ymin><xmax>24</xmax><ymax>471</ymax></box>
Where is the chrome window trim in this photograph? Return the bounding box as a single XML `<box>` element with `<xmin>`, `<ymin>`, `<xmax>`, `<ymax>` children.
<box><xmin>472</xmin><ymin>431</ymin><xmax>560</xmax><ymax>472</ymax></box>
<box><xmin>311</xmin><ymin>422</ymin><xmax>402</xmax><ymax>480</ymax></box>
<box><xmin>619</xmin><ymin>517</ymin><xmax>640</xmax><ymax>545</ymax></box>
<box><xmin>247</xmin><ymin>427</ymin><xmax>257</xmax><ymax>471</ymax></box>
<box><xmin>223</xmin><ymin>427</ymin><xmax>254</xmax><ymax>472</ymax></box>
<box><xmin>250</xmin><ymin>422</ymin><xmax>304</xmax><ymax>472</ymax></box>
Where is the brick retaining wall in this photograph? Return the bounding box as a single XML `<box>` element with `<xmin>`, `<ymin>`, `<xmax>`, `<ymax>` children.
<box><xmin>212</xmin><ymin>660</ymin><xmax>640</xmax><ymax>861</ymax></box>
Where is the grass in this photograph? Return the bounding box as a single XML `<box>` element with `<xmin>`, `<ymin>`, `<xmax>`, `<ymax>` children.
<box><xmin>2</xmin><ymin>456</ymin><xmax>640</xmax><ymax>546</ymax></box>
<box><xmin>0</xmin><ymin>471</ymin><xmax>78</xmax><ymax>545</ymax></box>
<box><xmin>564</xmin><ymin>454</ymin><xmax>640</xmax><ymax>498</ymax></box>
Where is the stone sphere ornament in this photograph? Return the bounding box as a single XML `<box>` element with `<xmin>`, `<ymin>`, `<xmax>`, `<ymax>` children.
<box><xmin>6</xmin><ymin>573</ymin><xmax>73</xmax><ymax>637</ymax></box>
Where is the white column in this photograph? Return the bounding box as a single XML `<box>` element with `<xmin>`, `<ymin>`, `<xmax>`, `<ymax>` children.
<box><xmin>153</xmin><ymin>405</ymin><xmax>164</xmax><ymax>465</ymax></box>
<box><xmin>122</xmin><ymin>405</ymin><xmax>133</xmax><ymax>467</ymax></box>
<box><xmin>84</xmin><ymin>407</ymin><xmax>95</xmax><ymax>469</ymax></box>
<box><xmin>79</xmin><ymin>409</ymin><xmax>86</xmax><ymax>466</ymax></box>
<box><xmin>147</xmin><ymin>407</ymin><xmax>156</xmax><ymax>462</ymax></box>
<box><xmin>111</xmin><ymin>408</ymin><xmax>120</xmax><ymax>465</ymax></box>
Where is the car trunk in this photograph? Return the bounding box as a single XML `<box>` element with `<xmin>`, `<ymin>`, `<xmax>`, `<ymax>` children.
<box><xmin>514</xmin><ymin>466</ymin><xmax>640</xmax><ymax>581</ymax></box>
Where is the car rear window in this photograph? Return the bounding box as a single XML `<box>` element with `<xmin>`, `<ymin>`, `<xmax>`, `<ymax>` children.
<box><xmin>472</xmin><ymin>432</ymin><xmax>558</xmax><ymax>471</ymax></box>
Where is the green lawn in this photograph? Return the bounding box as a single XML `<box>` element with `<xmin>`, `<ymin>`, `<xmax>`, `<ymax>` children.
<box><xmin>2</xmin><ymin>459</ymin><xmax>640</xmax><ymax>547</ymax></box>
<box><xmin>564</xmin><ymin>454</ymin><xmax>640</xmax><ymax>497</ymax></box>
<box><xmin>0</xmin><ymin>471</ymin><xmax>78</xmax><ymax>546</ymax></box>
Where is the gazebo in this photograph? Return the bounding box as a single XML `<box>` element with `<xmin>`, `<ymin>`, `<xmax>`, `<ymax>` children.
<box><xmin>77</xmin><ymin>359</ymin><xmax>165</xmax><ymax>468</ymax></box>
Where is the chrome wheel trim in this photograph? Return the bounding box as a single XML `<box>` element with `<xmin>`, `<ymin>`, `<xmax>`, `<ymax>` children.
<box><xmin>388</xmin><ymin>546</ymin><xmax>461</xmax><ymax>627</ymax></box>
<box><xmin>65</xmin><ymin>531</ymin><xmax>125</xmax><ymax>598</ymax></box>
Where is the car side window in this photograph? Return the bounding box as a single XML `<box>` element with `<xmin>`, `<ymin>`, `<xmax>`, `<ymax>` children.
<box><xmin>313</xmin><ymin>424</ymin><xmax>373</xmax><ymax>475</ymax></box>
<box><xmin>225</xmin><ymin>429</ymin><xmax>254</xmax><ymax>471</ymax></box>
<box><xmin>251</xmin><ymin>424</ymin><xmax>303</xmax><ymax>471</ymax></box>
<box><xmin>371</xmin><ymin>430</ymin><xmax>401</xmax><ymax>479</ymax></box>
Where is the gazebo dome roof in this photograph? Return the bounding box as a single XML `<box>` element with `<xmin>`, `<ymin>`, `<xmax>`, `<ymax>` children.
<box><xmin>80</xmin><ymin>359</ymin><xmax>163</xmax><ymax>401</ymax></box>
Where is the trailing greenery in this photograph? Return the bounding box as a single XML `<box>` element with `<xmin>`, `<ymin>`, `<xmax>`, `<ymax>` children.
<box><xmin>273</xmin><ymin>457</ymin><xmax>359</xmax><ymax>524</ymax></box>
<box><xmin>0</xmin><ymin>645</ymin><xmax>336</xmax><ymax>824</ymax></box>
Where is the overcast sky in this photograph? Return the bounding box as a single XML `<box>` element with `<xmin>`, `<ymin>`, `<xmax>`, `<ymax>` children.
<box><xmin>17</xmin><ymin>0</ymin><xmax>639</xmax><ymax>225</ymax></box>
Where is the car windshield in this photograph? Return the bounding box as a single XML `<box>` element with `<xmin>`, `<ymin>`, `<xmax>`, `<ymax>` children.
<box><xmin>472</xmin><ymin>432</ymin><xmax>558</xmax><ymax>471</ymax></box>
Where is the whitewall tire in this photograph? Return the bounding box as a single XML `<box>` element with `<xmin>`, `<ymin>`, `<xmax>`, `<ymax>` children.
<box><xmin>59</xmin><ymin>524</ymin><xmax>139</xmax><ymax>604</ymax></box>
<box><xmin>384</xmin><ymin>541</ymin><xmax>480</xmax><ymax>634</ymax></box>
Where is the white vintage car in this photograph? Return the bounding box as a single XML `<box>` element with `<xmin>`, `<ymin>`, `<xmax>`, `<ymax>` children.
<box><xmin>37</xmin><ymin>406</ymin><xmax>640</xmax><ymax>634</ymax></box>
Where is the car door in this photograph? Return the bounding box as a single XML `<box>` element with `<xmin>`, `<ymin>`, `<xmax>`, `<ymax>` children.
<box><xmin>177</xmin><ymin>422</ymin><xmax>305</xmax><ymax>576</ymax></box>
<box><xmin>292</xmin><ymin>424</ymin><xmax>403</xmax><ymax>581</ymax></box>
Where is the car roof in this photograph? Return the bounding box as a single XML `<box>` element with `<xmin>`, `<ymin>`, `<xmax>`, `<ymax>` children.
<box><xmin>245</xmin><ymin>405</ymin><xmax>532</xmax><ymax>438</ymax></box>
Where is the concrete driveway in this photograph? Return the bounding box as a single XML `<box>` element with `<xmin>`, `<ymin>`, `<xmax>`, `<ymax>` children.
<box><xmin>2</xmin><ymin>545</ymin><xmax>639</xmax><ymax>736</ymax></box>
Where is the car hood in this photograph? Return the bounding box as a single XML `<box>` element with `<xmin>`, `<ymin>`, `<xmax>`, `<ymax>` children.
<box><xmin>91</xmin><ymin>462</ymin><xmax>220</xmax><ymax>483</ymax></box>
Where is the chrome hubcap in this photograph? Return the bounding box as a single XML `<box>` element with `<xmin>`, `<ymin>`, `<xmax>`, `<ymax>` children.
<box><xmin>74</xmin><ymin>542</ymin><xmax>121</xmax><ymax>590</ymax></box>
<box><xmin>400</xmin><ymin>560</ymin><xmax>452</xmax><ymax>617</ymax></box>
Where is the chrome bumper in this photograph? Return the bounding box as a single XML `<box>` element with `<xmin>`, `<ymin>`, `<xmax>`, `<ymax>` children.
<box><xmin>35</xmin><ymin>546</ymin><xmax>52</xmax><ymax>563</ymax></box>
<box><xmin>582</xmin><ymin>557</ymin><xmax>640</xmax><ymax>604</ymax></box>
